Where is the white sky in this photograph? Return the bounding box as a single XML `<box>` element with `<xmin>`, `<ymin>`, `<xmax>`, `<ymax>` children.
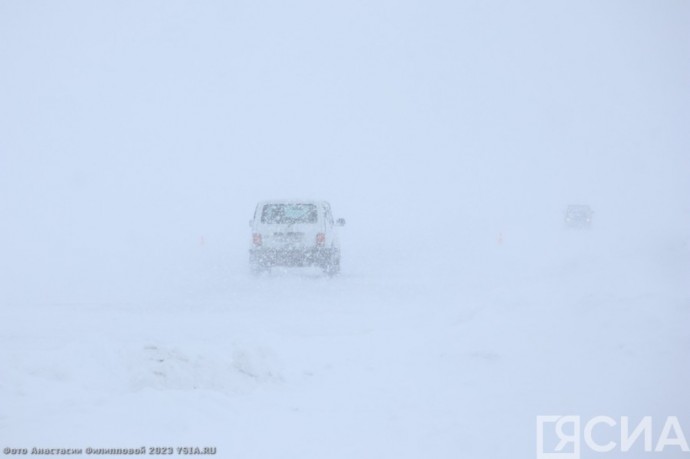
<box><xmin>1</xmin><ymin>0</ymin><xmax>688</xmax><ymax>295</ymax></box>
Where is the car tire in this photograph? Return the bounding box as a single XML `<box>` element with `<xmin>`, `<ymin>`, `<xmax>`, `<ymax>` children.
<box><xmin>323</xmin><ymin>251</ymin><xmax>340</xmax><ymax>276</ymax></box>
<box><xmin>250</xmin><ymin>254</ymin><xmax>269</xmax><ymax>275</ymax></box>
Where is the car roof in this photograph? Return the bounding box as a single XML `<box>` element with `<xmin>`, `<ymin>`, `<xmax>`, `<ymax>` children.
<box><xmin>257</xmin><ymin>200</ymin><xmax>329</xmax><ymax>207</ymax></box>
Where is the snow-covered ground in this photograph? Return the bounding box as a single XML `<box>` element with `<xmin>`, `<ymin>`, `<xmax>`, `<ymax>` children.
<box><xmin>1</xmin><ymin>1</ymin><xmax>689</xmax><ymax>457</ymax></box>
<box><xmin>1</xmin><ymin>222</ymin><xmax>688</xmax><ymax>458</ymax></box>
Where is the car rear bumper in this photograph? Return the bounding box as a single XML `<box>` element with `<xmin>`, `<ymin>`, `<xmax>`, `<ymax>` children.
<box><xmin>565</xmin><ymin>218</ymin><xmax>592</xmax><ymax>227</ymax></box>
<box><xmin>250</xmin><ymin>247</ymin><xmax>336</xmax><ymax>267</ymax></box>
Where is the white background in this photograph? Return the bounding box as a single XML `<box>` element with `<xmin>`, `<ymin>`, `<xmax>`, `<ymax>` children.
<box><xmin>1</xmin><ymin>1</ymin><xmax>689</xmax><ymax>457</ymax></box>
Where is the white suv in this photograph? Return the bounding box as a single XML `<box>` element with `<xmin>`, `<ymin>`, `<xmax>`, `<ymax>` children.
<box><xmin>249</xmin><ymin>200</ymin><xmax>345</xmax><ymax>275</ymax></box>
<box><xmin>564</xmin><ymin>204</ymin><xmax>593</xmax><ymax>228</ymax></box>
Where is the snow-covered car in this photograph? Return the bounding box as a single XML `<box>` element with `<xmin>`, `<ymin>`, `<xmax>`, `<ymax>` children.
<box><xmin>249</xmin><ymin>200</ymin><xmax>345</xmax><ymax>275</ymax></box>
<box><xmin>564</xmin><ymin>204</ymin><xmax>593</xmax><ymax>228</ymax></box>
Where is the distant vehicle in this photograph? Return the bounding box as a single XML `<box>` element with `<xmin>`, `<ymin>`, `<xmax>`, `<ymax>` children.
<box><xmin>249</xmin><ymin>200</ymin><xmax>345</xmax><ymax>275</ymax></box>
<box><xmin>564</xmin><ymin>204</ymin><xmax>593</xmax><ymax>228</ymax></box>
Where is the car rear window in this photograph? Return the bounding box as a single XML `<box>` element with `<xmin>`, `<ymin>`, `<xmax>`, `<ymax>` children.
<box><xmin>261</xmin><ymin>204</ymin><xmax>318</xmax><ymax>224</ymax></box>
<box><xmin>567</xmin><ymin>206</ymin><xmax>592</xmax><ymax>215</ymax></box>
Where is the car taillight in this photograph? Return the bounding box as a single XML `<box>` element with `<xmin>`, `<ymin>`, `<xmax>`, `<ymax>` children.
<box><xmin>316</xmin><ymin>233</ymin><xmax>325</xmax><ymax>247</ymax></box>
<box><xmin>252</xmin><ymin>233</ymin><xmax>262</xmax><ymax>246</ymax></box>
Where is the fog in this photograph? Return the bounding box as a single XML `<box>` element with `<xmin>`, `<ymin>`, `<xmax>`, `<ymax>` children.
<box><xmin>1</xmin><ymin>1</ymin><xmax>689</xmax><ymax>457</ymax></box>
